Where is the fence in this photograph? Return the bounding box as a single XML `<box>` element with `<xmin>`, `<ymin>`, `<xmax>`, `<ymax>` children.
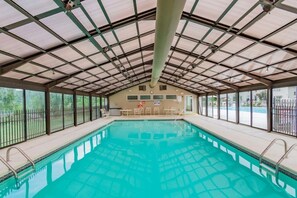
<box><xmin>0</xmin><ymin>109</ymin><xmax>46</xmax><ymax>148</ymax></box>
<box><xmin>273</xmin><ymin>98</ymin><xmax>297</xmax><ymax>137</ymax></box>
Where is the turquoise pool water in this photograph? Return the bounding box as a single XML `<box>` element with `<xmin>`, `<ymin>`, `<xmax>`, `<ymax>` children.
<box><xmin>0</xmin><ymin>120</ymin><xmax>296</xmax><ymax>198</ymax></box>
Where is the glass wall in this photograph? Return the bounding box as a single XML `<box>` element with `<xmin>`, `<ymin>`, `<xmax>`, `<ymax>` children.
<box><xmin>26</xmin><ymin>90</ymin><xmax>46</xmax><ymax>139</ymax></box>
<box><xmin>77</xmin><ymin>95</ymin><xmax>84</xmax><ymax>125</ymax></box>
<box><xmin>252</xmin><ymin>89</ymin><xmax>267</xmax><ymax>129</ymax></box>
<box><xmin>227</xmin><ymin>93</ymin><xmax>236</xmax><ymax>122</ymax></box>
<box><xmin>50</xmin><ymin>93</ymin><xmax>63</xmax><ymax>132</ymax></box>
<box><xmin>0</xmin><ymin>87</ymin><xmax>24</xmax><ymax>147</ymax></box>
<box><xmin>92</xmin><ymin>96</ymin><xmax>97</xmax><ymax>120</ymax></box>
<box><xmin>239</xmin><ymin>91</ymin><xmax>251</xmax><ymax>126</ymax></box>
<box><xmin>64</xmin><ymin>94</ymin><xmax>74</xmax><ymax>128</ymax></box>
<box><xmin>202</xmin><ymin>96</ymin><xmax>206</xmax><ymax>115</ymax></box>
<box><xmin>84</xmin><ymin>96</ymin><xmax>90</xmax><ymax>122</ymax></box>
<box><xmin>220</xmin><ymin>94</ymin><xmax>227</xmax><ymax>120</ymax></box>
<box><xmin>207</xmin><ymin>95</ymin><xmax>213</xmax><ymax>117</ymax></box>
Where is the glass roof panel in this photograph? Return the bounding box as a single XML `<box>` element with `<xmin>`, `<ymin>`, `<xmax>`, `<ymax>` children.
<box><xmin>121</xmin><ymin>40</ymin><xmax>140</xmax><ymax>53</ymax></box>
<box><xmin>73</xmin><ymin>40</ymin><xmax>99</xmax><ymax>56</ymax></box>
<box><xmin>52</xmin><ymin>46</ymin><xmax>83</xmax><ymax>62</ymax></box>
<box><xmin>138</xmin><ymin>21</ymin><xmax>156</xmax><ymax>34</ymax></box>
<box><xmin>176</xmin><ymin>38</ymin><xmax>197</xmax><ymax>51</ymax></box>
<box><xmin>81</xmin><ymin>1</ymin><xmax>108</xmax><ymax>27</ymax></box>
<box><xmin>101</xmin><ymin>0</ymin><xmax>134</xmax><ymax>23</ymax></box>
<box><xmin>10</xmin><ymin>22</ymin><xmax>63</xmax><ymax>50</ymax></box>
<box><xmin>265</xmin><ymin>23</ymin><xmax>297</xmax><ymax>46</ymax></box>
<box><xmin>40</xmin><ymin>12</ymin><xmax>84</xmax><ymax>41</ymax></box>
<box><xmin>221</xmin><ymin>37</ymin><xmax>254</xmax><ymax>54</ymax></box>
<box><xmin>283</xmin><ymin>0</ymin><xmax>297</xmax><ymax>8</ymax></box>
<box><xmin>235</xmin><ymin>5</ymin><xmax>262</xmax><ymax>29</ymax></box>
<box><xmin>2</xmin><ymin>71</ymin><xmax>28</xmax><ymax>79</ymax></box>
<box><xmin>193</xmin><ymin>0</ymin><xmax>234</xmax><ymax>22</ymax></box>
<box><xmin>140</xmin><ymin>33</ymin><xmax>155</xmax><ymax>47</ymax></box>
<box><xmin>244</xmin><ymin>8</ymin><xmax>297</xmax><ymax>39</ymax></box>
<box><xmin>183</xmin><ymin>22</ymin><xmax>209</xmax><ymax>40</ymax></box>
<box><xmin>89</xmin><ymin>53</ymin><xmax>108</xmax><ymax>64</ymax></box>
<box><xmin>0</xmin><ymin>54</ymin><xmax>15</xmax><ymax>65</ymax></box>
<box><xmin>238</xmin><ymin>44</ymin><xmax>275</xmax><ymax>59</ymax></box>
<box><xmin>0</xmin><ymin>33</ymin><xmax>40</xmax><ymax>57</ymax></box>
<box><xmin>273</xmin><ymin>59</ymin><xmax>297</xmax><ymax>71</ymax></box>
<box><xmin>222</xmin><ymin>56</ymin><xmax>248</xmax><ymax>67</ymax></box>
<box><xmin>33</xmin><ymin>54</ymin><xmax>64</xmax><ymax>68</ymax></box>
<box><xmin>16</xmin><ymin>63</ymin><xmax>47</xmax><ymax>74</ymax></box>
<box><xmin>256</xmin><ymin>50</ymin><xmax>295</xmax><ymax>65</ymax></box>
<box><xmin>13</xmin><ymin>0</ymin><xmax>59</xmax><ymax>16</ymax></box>
<box><xmin>39</xmin><ymin>70</ymin><xmax>64</xmax><ymax>80</ymax></box>
<box><xmin>55</xmin><ymin>64</ymin><xmax>80</xmax><ymax>74</ymax></box>
<box><xmin>72</xmin><ymin>8</ymin><xmax>94</xmax><ymax>31</ymax></box>
<box><xmin>0</xmin><ymin>1</ymin><xmax>26</xmax><ymax>27</ymax></box>
<box><xmin>208</xmin><ymin>51</ymin><xmax>231</xmax><ymax>62</ymax></box>
<box><xmin>72</xmin><ymin>58</ymin><xmax>94</xmax><ymax>69</ymax></box>
<box><xmin>136</xmin><ymin>0</ymin><xmax>156</xmax><ymax>13</ymax></box>
<box><xmin>115</xmin><ymin>23</ymin><xmax>138</xmax><ymax>41</ymax></box>
<box><xmin>220</xmin><ymin>0</ymin><xmax>258</xmax><ymax>26</ymax></box>
<box><xmin>25</xmin><ymin>76</ymin><xmax>50</xmax><ymax>84</ymax></box>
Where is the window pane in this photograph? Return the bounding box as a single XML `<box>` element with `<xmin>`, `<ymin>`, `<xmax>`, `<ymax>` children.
<box><xmin>77</xmin><ymin>95</ymin><xmax>84</xmax><ymax>124</ymax></box>
<box><xmin>213</xmin><ymin>95</ymin><xmax>218</xmax><ymax>119</ymax></box>
<box><xmin>239</xmin><ymin>91</ymin><xmax>251</xmax><ymax>125</ymax></box>
<box><xmin>202</xmin><ymin>96</ymin><xmax>206</xmax><ymax>115</ymax></box>
<box><xmin>153</xmin><ymin>95</ymin><xmax>164</xmax><ymax>100</ymax></box>
<box><xmin>26</xmin><ymin>90</ymin><xmax>45</xmax><ymax>139</ymax></box>
<box><xmin>92</xmin><ymin>96</ymin><xmax>97</xmax><ymax>119</ymax></box>
<box><xmin>207</xmin><ymin>95</ymin><xmax>213</xmax><ymax>117</ymax></box>
<box><xmin>97</xmin><ymin>97</ymin><xmax>101</xmax><ymax>118</ymax></box>
<box><xmin>64</xmin><ymin>94</ymin><xmax>74</xmax><ymax>128</ymax></box>
<box><xmin>227</xmin><ymin>93</ymin><xmax>236</xmax><ymax>122</ymax></box>
<box><xmin>252</xmin><ymin>89</ymin><xmax>267</xmax><ymax>129</ymax></box>
<box><xmin>220</xmin><ymin>94</ymin><xmax>227</xmax><ymax>120</ymax></box>
<box><xmin>84</xmin><ymin>96</ymin><xmax>90</xmax><ymax>122</ymax></box>
<box><xmin>140</xmin><ymin>95</ymin><xmax>151</xmax><ymax>100</ymax></box>
<box><xmin>50</xmin><ymin>93</ymin><xmax>63</xmax><ymax>132</ymax></box>
<box><xmin>0</xmin><ymin>87</ymin><xmax>24</xmax><ymax>147</ymax></box>
<box><xmin>165</xmin><ymin>95</ymin><xmax>177</xmax><ymax>100</ymax></box>
<box><xmin>127</xmin><ymin>95</ymin><xmax>138</xmax><ymax>100</ymax></box>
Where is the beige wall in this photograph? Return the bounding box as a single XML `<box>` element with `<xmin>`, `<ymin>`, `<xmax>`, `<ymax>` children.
<box><xmin>109</xmin><ymin>82</ymin><xmax>197</xmax><ymax>114</ymax></box>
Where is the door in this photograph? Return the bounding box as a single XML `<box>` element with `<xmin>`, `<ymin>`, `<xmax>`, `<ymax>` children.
<box><xmin>185</xmin><ymin>95</ymin><xmax>193</xmax><ymax>113</ymax></box>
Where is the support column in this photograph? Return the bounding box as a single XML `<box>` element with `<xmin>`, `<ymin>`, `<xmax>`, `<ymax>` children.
<box><xmin>236</xmin><ymin>91</ymin><xmax>239</xmax><ymax>124</ymax></box>
<box><xmin>217</xmin><ymin>92</ymin><xmax>220</xmax><ymax>120</ymax></box>
<box><xmin>267</xmin><ymin>87</ymin><xmax>273</xmax><ymax>132</ymax></box>
<box><xmin>73</xmin><ymin>92</ymin><xmax>77</xmax><ymax>126</ymax></box>
<box><xmin>23</xmin><ymin>89</ymin><xmax>27</xmax><ymax>140</ymax></box>
<box><xmin>62</xmin><ymin>94</ymin><xmax>65</xmax><ymax>129</ymax></box>
<box><xmin>45</xmin><ymin>88</ymin><xmax>51</xmax><ymax>135</ymax></box>
<box><xmin>205</xmin><ymin>93</ymin><xmax>208</xmax><ymax>117</ymax></box>
<box><xmin>99</xmin><ymin>96</ymin><xmax>102</xmax><ymax>117</ymax></box>
<box><xmin>107</xmin><ymin>96</ymin><xmax>110</xmax><ymax>111</ymax></box>
<box><xmin>89</xmin><ymin>94</ymin><xmax>93</xmax><ymax>121</ymax></box>
<box><xmin>197</xmin><ymin>94</ymin><xmax>200</xmax><ymax>114</ymax></box>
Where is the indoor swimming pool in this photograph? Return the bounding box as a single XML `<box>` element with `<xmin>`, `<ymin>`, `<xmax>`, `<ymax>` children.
<box><xmin>0</xmin><ymin>120</ymin><xmax>296</xmax><ymax>198</ymax></box>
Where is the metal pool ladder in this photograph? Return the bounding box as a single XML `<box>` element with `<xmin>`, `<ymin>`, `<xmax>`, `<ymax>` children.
<box><xmin>0</xmin><ymin>156</ymin><xmax>18</xmax><ymax>178</ymax></box>
<box><xmin>259</xmin><ymin>138</ymin><xmax>288</xmax><ymax>175</ymax></box>
<box><xmin>275</xmin><ymin>143</ymin><xmax>297</xmax><ymax>174</ymax></box>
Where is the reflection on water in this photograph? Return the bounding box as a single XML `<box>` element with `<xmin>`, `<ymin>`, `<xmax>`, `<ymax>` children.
<box><xmin>0</xmin><ymin>121</ymin><xmax>296</xmax><ymax>198</ymax></box>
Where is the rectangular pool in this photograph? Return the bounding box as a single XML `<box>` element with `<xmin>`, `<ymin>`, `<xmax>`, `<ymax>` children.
<box><xmin>0</xmin><ymin>120</ymin><xmax>296</xmax><ymax>197</ymax></box>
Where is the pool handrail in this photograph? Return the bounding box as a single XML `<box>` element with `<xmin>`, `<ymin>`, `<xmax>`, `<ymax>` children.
<box><xmin>0</xmin><ymin>156</ymin><xmax>17</xmax><ymax>178</ymax></box>
<box><xmin>6</xmin><ymin>147</ymin><xmax>35</xmax><ymax>170</ymax></box>
<box><xmin>259</xmin><ymin>138</ymin><xmax>288</xmax><ymax>165</ymax></box>
<box><xmin>276</xmin><ymin>143</ymin><xmax>297</xmax><ymax>174</ymax></box>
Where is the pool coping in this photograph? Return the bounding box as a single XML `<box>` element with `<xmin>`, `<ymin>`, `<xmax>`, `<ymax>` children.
<box><xmin>0</xmin><ymin>117</ymin><xmax>296</xmax><ymax>182</ymax></box>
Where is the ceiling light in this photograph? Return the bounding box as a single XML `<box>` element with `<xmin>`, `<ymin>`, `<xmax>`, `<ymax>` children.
<box><xmin>62</xmin><ymin>0</ymin><xmax>80</xmax><ymax>12</ymax></box>
<box><xmin>260</xmin><ymin>0</ymin><xmax>274</xmax><ymax>13</ymax></box>
<box><xmin>210</xmin><ymin>45</ymin><xmax>218</xmax><ymax>53</ymax></box>
<box><xmin>265</xmin><ymin>66</ymin><xmax>269</xmax><ymax>72</ymax></box>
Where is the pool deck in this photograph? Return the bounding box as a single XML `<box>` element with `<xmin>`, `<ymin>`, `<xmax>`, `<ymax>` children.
<box><xmin>0</xmin><ymin>114</ymin><xmax>297</xmax><ymax>179</ymax></box>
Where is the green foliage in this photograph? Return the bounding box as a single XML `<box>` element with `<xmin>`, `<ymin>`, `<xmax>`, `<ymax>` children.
<box><xmin>0</xmin><ymin>87</ymin><xmax>23</xmax><ymax>111</ymax></box>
